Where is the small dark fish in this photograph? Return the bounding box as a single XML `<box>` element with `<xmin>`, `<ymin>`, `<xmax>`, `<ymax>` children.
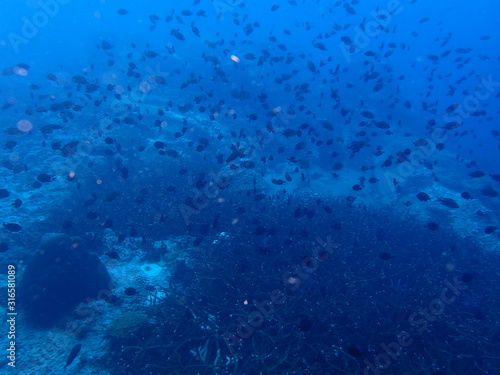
<box><xmin>481</xmin><ymin>187</ymin><xmax>499</xmax><ymax>197</ymax></box>
<box><xmin>470</xmin><ymin>170</ymin><xmax>485</xmax><ymax>178</ymax></box>
<box><xmin>314</xmin><ymin>42</ymin><xmax>327</xmax><ymax>51</ymax></box>
<box><xmin>61</xmin><ymin>141</ymin><xmax>80</xmax><ymax>158</ymax></box>
<box><xmin>413</xmin><ymin>139</ymin><xmax>429</xmax><ymax>146</ymax></box>
<box><xmin>331</xmin><ymin>223</ymin><xmax>342</xmax><ymax>230</ymax></box>
<box><xmin>105</xmin><ymin>192</ymin><xmax>121</xmax><ymax>202</ymax></box>
<box><xmin>105</xmin><ymin>251</ymin><xmax>120</xmax><ymax>259</ymax></box>
<box><xmin>226</xmin><ymin>148</ymin><xmax>245</xmax><ymax>163</ymax></box>
<box><xmin>0</xmin><ymin>242</ymin><xmax>9</xmax><ymax>253</ymax></box>
<box><xmin>40</xmin><ymin>124</ymin><xmax>63</xmax><ymax>134</ymax></box>
<box><xmin>341</xmin><ymin>36</ymin><xmax>353</xmax><ymax>45</ymax></box>
<box><xmin>374</xmin><ymin>121</ymin><xmax>390</xmax><ymax>129</ymax></box>
<box><xmin>282</xmin><ymin>128</ymin><xmax>297</xmax><ymax>138</ymax></box>
<box><xmin>322</xmin><ymin>206</ymin><xmax>332</xmax><ymax>214</ymax></box>
<box><xmin>124</xmin><ymin>287</ymin><xmax>139</xmax><ymax>296</ymax></box>
<box><xmin>63</xmin><ymin>343</ymin><xmax>82</xmax><ymax>371</ymax></box>
<box><xmin>100</xmin><ymin>40</ymin><xmax>113</xmax><ymax>50</ymax></box>
<box><xmin>425</xmin><ymin>222</ymin><xmax>439</xmax><ymax>231</ymax></box>
<box><xmin>122</xmin><ymin>117</ymin><xmax>137</xmax><ymax>125</ymax></box>
<box><xmin>102</xmin><ymin>219</ymin><xmax>113</xmax><ymax>228</ymax></box>
<box><xmin>0</xmin><ymin>189</ymin><xmax>9</xmax><ymax>199</ymax></box>
<box><xmin>165</xmin><ymin>149</ymin><xmax>179</xmax><ymax>158</ymax></box>
<box><xmin>84</xmin><ymin>193</ymin><xmax>97</xmax><ymax>206</ymax></box>
<box><xmin>321</xmin><ymin>121</ymin><xmax>334</xmax><ymax>131</ymax></box>
<box><xmin>144</xmin><ymin>50</ymin><xmax>158</xmax><ymax>59</ymax></box>
<box><xmin>242</xmin><ymin>161</ymin><xmax>255</xmax><ymax>169</ymax></box>
<box><xmin>490</xmin><ymin>174</ymin><xmax>500</xmax><ymax>182</ymax></box>
<box><xmin>306</xmin><ymin>60</ymin><xmax>317</xmax><ymax>73</ymax></box>
<box><xmin>86</xmin><ymin>84</ymin><xmax>99</xmax><ymax>93</ymax></box>
<box><xmin>295</xmin><ymin>142</ymin><xmax>307</xmax><ymax>151</ymax></box>
<box><xmin>271</xmin><ymin>179</ymin><xmax>285</xmax><ymax>185</ymax></box>
<box><xmin>438</xmin><ymin>198</ymin><xmax>459</xmax><ymax>208</ymax></box>
<box><xmin>72</xmin><ymin>75</ymin><xmax>88</xmax><ymax>85</ymax></box>
<box><xmin>191</xmin><ymin>22</ymin><xmax>201</xmax><ymax>37</ymax></box>
<box><xmin>3</xmin><ymin>223</ymin><xmax>22</xmax><ymax>232</ymax></box>
<box><xmin>4</xmin><ymin>140</ymin><xmax>16</xmax><ymax>150</ymax></box>
<box><xmin>485</xmin><ymin>226</ymin><xmax>497</xmax><ymax>234</ymax></box>
<box><xmin>121</xmin><ymin>167</ymin><xmax>129</xmax><ymax>179</ymax></box>
<box><xmin>154</xmin><ymin>141</ymin><xmax>165</xmax><ymax>149</ymax></box>
<box><xmin>379</xmin><ymin>251</ymin><xmax>393</xmax><ymax>260</ymax></box>
<box><xmin>12</xmin><ymin>199</ymin><xmax>22</xmax><ymax>208</ymax></box>
<box><xmin>346</xmin><ymin>345</ymin><xmax>365</xmax><ymax>358</ymax></box>
<box><xmin>170</xmin><ymin>29</ymin><xmax>185</xmax><ymax>41</ymax></box>
<box><xmin>149</xmin><ymin>14</ymin><xmax>160</xmax><ymax>23</ymax></box>
<box><xmin>416</xmin><ymin>192</ymin><xmax>431</xmax><ymax>202</ymax></box>
<box><xmin>461</xmin><ymin>192</ymin><xmax>473</xmax><ymax>200</ymax></box>
<box><xmin>294</xmin><ymin>207</ymin><xmax>302</xmax><ymax>218</ymax></box>
<box><xmin>443</xmin><ymin>122</ymin><xmax>461</xmax><ymax>130</ymax></box>
<box><xmin>37</xmin><ymin>173</ymin><xmax>54</xmax><ymax>182</ymax></box>
<box><xmin>361</xmin><ymin>111</ymin><xmax>374</xmax><ymax>119</ymax></box>
<box><xmin>460</xmin><ymin>272</ymin><xmax>475</xmax><ymax>283</ymax></box>
<box><xmin>117</xmin><ymin>8</ymin><xmax>128</xmax><ymax>15</ymax></box>
<box><xmin>4</xmin><ymin>127</ymin><xmax>24</xmax><ymax>135</ymax></box>
<box><xmin>253</xmin><ymin>193</ymin><xmax>266</xmax><ymax>201</ymax></box>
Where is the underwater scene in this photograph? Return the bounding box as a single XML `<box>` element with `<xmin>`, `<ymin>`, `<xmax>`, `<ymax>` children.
<box><xmin>1</xmin><ymin>0</ymin><xmax>500</xmax><ymax>374</ymax></box>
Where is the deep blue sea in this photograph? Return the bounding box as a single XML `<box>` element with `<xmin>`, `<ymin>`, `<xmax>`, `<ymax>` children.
<box><xmin>1</xmin><ymin>1</ymin><xmax>499</xmax><ymax>374</ymax></box>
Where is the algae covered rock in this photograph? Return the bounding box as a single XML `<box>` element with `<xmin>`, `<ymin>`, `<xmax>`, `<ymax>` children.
<box><xmin>108</xmin><ymin>311</ymin><xmax>148</xmax><ymax>338</ymax></box>
<box><xmin>19</xmin><ymin>233</ymin><xmax>111</xmax><ymax>326</ymax></box>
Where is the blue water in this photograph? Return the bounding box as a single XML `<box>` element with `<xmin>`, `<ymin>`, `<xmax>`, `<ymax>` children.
<box><xmin>1</xmin><ymin>1</ymin><xmax>500</xmax><ymax>374</ymax></box>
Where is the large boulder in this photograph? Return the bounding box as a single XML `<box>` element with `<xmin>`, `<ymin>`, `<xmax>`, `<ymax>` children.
<box><xmin>19</xmin><ymin>234</ymin><xmax>111</xmax><ymax>326</ymax></box>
